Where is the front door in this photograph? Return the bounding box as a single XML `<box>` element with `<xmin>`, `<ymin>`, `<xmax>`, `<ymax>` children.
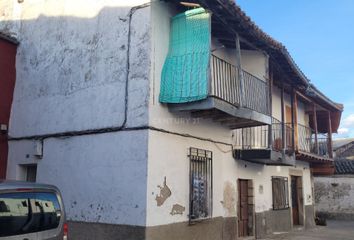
<box><xmin>291</xmin><ymin>176</ymin><xmax>303</xmax><ymax>225</ymax></box>
<box><xmin>291</xmin><ymin>176</ymin><xmax>299</xmax><ymax>225</ymax></box>
<box><xmin>238</xmin><ymin>179</ymin><xmax>253</xmax><ymax>237</ymax></box>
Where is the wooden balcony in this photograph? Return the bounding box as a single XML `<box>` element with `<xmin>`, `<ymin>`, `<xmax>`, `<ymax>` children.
<box><xmin>233</xmin><ymin>121</ymin><xmax>335</xmax><ymax>167</ymax></box>
<box><xmin>169</xmin><ymin>54</ymin><xmax>271</xmax><ymax>129</ymax></box>
<box><xmin>291</xmin><ymin>93</ymin><xmax>337</xmax><ymax>175</ymax></box>
<box><xmin>233</xmin><ymin>118</ymin><xmax>296</xmax><ymax>166</ymax></box>
<box><xmin>296</xmin><ymin>124</ymin><xmax>334</xmax><ymax>165</ymax></box>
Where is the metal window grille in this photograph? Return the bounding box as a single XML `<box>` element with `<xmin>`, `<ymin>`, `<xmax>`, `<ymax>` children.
<box><xmin>189</xmin><ymin>147</ymin><xmax>213</xmax><ymax>222</ymax></box>
<box><xmin>272</xmin><ymin>176</ymin><xmax>289</xmax><ymax>210</ymax></box>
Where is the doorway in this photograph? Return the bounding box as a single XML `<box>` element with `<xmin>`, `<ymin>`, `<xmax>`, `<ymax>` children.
<box><xmin>238</xmin><ymin>179</ymin><xmax>254</xmax><ymax>237</ymax></box>
<box><xmin>285</xmin><ymin>105</ymin><xmax>294</xmax><ymax>150</ymax></box>
<box><xmin>291</xmin><ymin>176</ymin><xmax>303</xmax><ymax>225</ymax></box>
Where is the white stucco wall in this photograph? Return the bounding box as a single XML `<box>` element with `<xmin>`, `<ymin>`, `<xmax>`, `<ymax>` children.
<box><xmin>3</xmin><ymin>0</ymin><xmax>152</xmax><ymax>227</ymax></box>
<box><xmin>241</xmin><ymin>50</ymin><xmax>268</xmax><ymax>81</ymax></box>
<box><xmin>315</xmin><ymin>176</ymin><xmax>354</xmax><ymax>216</ymax></box>
<box><xmin>272</xmin><ymin>85</ymin><xmax>310</xmax><ymax>126</ymax></box>
<box><xmin>212</xmin><ymin>41</ymin><xmax>268</xmax><ymax>81</ymax></box>
<box><xmin>7</xmin><ymin>130</ymin><xmax>149</xmax><ymax>226</ymax></box>
<box><xmin>146</xmin><ymin>130</ymin><xmax>234</xmax><ymax>227</ymax></box>
<box><xmin>1</xmin><ymin>0</ymin><xmax>151</xmax><ymax>138</ymax></box>
<box><xmin>211</xmin><ymin>38</ymin><xmax>236</xmax><ymax>66</ymax></box>
<box><xmin>272</xmin><ymin>86</ymin><xmax>282</xmax><ymax>121</ymax></box>
<box><xmin>146</xmin><ymin>130</ymin><xmax>313</xmax><ymax>227</ymax></box>
<box><xmin>272</xmin><ymin>85</ymin><xmax>291</xmax><ymax>122</ymax></box>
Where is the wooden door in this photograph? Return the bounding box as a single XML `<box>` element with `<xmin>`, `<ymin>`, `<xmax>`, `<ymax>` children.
<box><xmin>238</xmin><ymin>179</ymin><xmax>250</xmax><ymax>237</ymax></box>
<box><xmin>291</xmin><ymin>176</ymin><xmax>299</xmax><ymax>225</ymax></box>
<box><xmin>286</xmin><ymin>105</ymin><xmax>292</xmax><ymax>124</ymax></box>
<box><xmin>297</xmin><ymin>176</ymin><xmax>304</xmax><ymax>225</ymax></box>
<box><xmin>285</xmin><ymin>105</ymin><xmax>293</xmax><ymax>149</ymax></box>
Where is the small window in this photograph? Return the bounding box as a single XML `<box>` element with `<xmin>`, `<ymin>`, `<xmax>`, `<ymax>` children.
<box><xmin>272</xmin><ymin>176</ymin><xmax>289</xmax><ymax>210</ymax></box>
<box><xmin>19</xmin><ymin>164</ymin><xmax>37</xmax><ymax>182</ymax></box>
<box><xmin>0</xmin><ymin>192</ymin><xmax>61</xmax><ymax>237</ymax></box>
<box><xmin>189</xmin><ymin>147</ymin><xmax>213</xmax><ymax>222</ymax></box>
<box><xmin>26</xmin><ymin>165</ymin><xmax>37</xmax><ymax>182</ymax></box>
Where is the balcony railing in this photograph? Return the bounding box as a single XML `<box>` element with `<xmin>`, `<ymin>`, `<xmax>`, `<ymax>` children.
<box><xmin>243</xmin><ymin>70</ymin><xmax>270</xmax><ymax>116</ymax></box>
<box><xmin>234</xmin><ymin>118</ymin><xmax>294</xmax><ymax>152</ymax></box>
<box><xmin>234</xmin><ymin>121</ymin><xmax>331</xmax><ymax>157</ymax></box>
<box><xmin>297</xmin><ymin>124</ymin><xmax>330</xmax><ymax>157</ymax></box>
<box><xmin>210</xmin><ymin>54</ymin><xmax>270</xmax><ymax>115</ymax></box>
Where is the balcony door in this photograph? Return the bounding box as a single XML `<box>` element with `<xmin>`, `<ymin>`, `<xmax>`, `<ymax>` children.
<box><xmin>285</xmin><ymin>106</ymin><xmax>294</xmax><ymax>150</ymax></box>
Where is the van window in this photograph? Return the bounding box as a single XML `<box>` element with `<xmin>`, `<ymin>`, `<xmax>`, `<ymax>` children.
<box><xmin>35</xmin><ymin>192</ymin><xmax>62</xmax><ymax>231</ymax></box>
<box><xmin>0</xmin><ymin>191</ymin><xmax>61</xmax><ymax>237</ymax></box>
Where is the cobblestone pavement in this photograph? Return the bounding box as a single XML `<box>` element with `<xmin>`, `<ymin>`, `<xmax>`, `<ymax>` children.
<box><xmin>264</xmin><ymin>220</ymin><xmax>354</xmax><ymax>240</ymax></box>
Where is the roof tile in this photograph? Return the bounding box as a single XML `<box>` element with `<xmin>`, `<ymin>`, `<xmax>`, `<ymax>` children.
<box><xmin>335</xmin><ymin>160</ymin><xmax>354</xmax><ymax>174</ymax></box>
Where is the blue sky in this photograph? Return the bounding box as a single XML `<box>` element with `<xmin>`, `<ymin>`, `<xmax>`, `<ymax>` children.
<box><xmin>237</xmin><ymin>0</ymin><xmax>354</xmax><ymax>138</ymax></box>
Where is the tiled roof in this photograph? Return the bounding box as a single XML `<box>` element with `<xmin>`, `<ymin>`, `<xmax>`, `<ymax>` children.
<box><xmin>335</xmin><ymin>160</ymin><xmax>354</xmax><ymax>174</ymax></box>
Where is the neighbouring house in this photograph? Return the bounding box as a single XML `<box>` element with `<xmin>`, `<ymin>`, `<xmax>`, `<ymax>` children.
<box><xmin>314</xmin><ymin>139</ymin><xmax>354</xmax><ymax>221</ymax></box>
<box><xmin>315</xmin><ymin>160</ymin><xmax>354</xmax><ymax>221</ymax></box>
<box><xmin>333</xmin><ymin>138</ymin><xmax>354</xmax><ymax>160</ymax></box>
<box><xmin>0</xmin><ymin>0</ymin><xmax>343</xmax><ymax>239</ymax></box>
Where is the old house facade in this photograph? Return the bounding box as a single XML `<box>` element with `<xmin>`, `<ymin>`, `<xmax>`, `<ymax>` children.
<box><xmin>1</xmin><ymin>0</ymin><xmax>342</xmax><ymax>239</ymax></box>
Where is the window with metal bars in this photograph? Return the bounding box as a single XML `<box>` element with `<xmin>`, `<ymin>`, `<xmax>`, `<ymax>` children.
<box><xmin>272</xmin><ymin>176</ymin><xmax>289</xmax><ymax>210</ymax></box>
<box><xmin>189</xmin><ymin>147</ymin><xmax>213</xmax><ymax>222</ymax></box>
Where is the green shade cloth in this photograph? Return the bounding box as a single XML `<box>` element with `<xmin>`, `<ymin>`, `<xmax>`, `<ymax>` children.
<box><xmin>159</xmin><ymin>8</ymin><xmax>211</xmax><ymax>103</ymax></box>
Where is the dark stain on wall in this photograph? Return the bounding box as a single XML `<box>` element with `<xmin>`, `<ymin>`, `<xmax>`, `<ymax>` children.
<box><xmin>170</xmin><ymin>204</ymin><xmax>185</xmax><ymax>215</ymax></box>
<box><xmin>155</xmin><ymin>177</ymin><xmax>171</xmax><ymax>207</ymax></box>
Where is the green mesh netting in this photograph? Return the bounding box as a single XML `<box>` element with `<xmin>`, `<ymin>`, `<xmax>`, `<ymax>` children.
<box><xmin>159</xmin><ymin>8</ymin><xmax>211</xmax><ymax>103</ymax></box>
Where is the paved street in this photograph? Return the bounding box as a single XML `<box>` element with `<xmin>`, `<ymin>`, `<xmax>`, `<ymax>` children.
<box><xmin>264</xmin><ymin>221</ymin><xmax>354</xmax><ymax>240</ymax></box>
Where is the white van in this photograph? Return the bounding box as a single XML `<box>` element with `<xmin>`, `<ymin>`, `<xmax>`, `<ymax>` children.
<box><xmin>0</xmin><ymin>180</ymin><xmax>67</xmax><ymax>240</ymax></box>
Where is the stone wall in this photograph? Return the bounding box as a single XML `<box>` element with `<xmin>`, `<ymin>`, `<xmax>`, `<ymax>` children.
<box><xmin>315</xmin><ymin>176</ymin><xmax>354</xmax><ymax>220</ymax></box>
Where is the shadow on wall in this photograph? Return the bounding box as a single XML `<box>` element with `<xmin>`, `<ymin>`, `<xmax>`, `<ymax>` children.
<box><xmin>0</xmin><ymin>4</ymin><xmax>151</xmax><ymax>138</ymax></box>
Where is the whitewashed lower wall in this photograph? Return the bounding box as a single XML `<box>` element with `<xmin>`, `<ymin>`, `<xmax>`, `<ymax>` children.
<box><xmin>146</xmin><ymin>130</ymin><xmax>313</xmax><ymax>227</ymax></box>
<box><xmin>7</xmin><ymin>130</ymin><xmax>149</xmax><ymax>226</ymax></box>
